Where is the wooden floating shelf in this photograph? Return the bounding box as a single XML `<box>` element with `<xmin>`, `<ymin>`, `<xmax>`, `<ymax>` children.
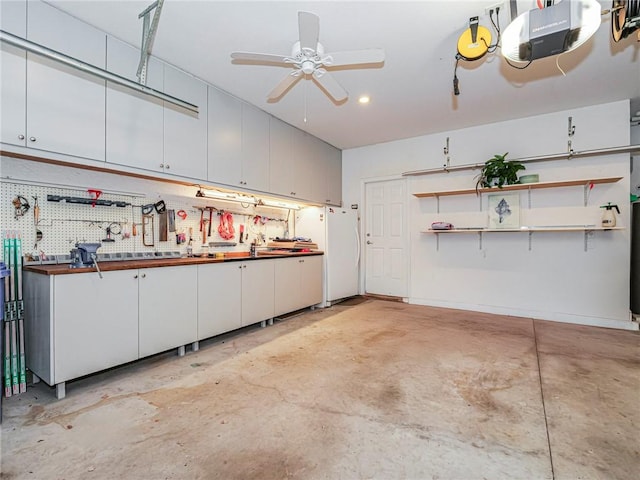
<box><xmin>413</xmin><ymin>177</ymin><xmax>623</xmax><ymax>198</ymax></box>
<box><xmin>422</xmin><ymin>227</ymin><xmax>625</xmax><ymax>234</ymax></box>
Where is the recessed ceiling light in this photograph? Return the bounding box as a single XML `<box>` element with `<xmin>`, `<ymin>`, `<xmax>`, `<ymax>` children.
<box><xmin>358</xmin><ymin>96</ymin><xmax>370</xmax><ymax>104</ymax></box>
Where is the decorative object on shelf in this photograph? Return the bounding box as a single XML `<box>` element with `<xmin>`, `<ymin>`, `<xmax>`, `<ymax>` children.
<box><xmin>518</xmin><ymin>174</ymin><xmax>540</xmax><ymax>184</ymax></box>
<box><xmin>475</xmin><ymin>153</ymin><xmax>525</xmax><ymax>193</ymax></box>
<box><xmin>430</xmin><ymin>222</ymin><xmax>454</xmax><ymax>230</ymax></box>
<box><xmin>488</xmin><ymin>193</ymin><xmax>520</xmax><ymax>229</ymax></box>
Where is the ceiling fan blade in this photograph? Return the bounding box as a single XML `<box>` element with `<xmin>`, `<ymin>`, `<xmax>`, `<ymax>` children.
<box><xmin>298</xmin><ymin>11</ymin><xmax>320</xmax><ymax>51</ymax></box>
<box><xmin>312</xmin><ymin>70</ymin><xmax>348</xmax><ymax>102</ymax></box>
<box><xmin>231</xmin><ymin>51</ymin><xmax>290</xmax><ymax>65</ymax></box>
<box><xmin>267</xmin><ymin>72</ymin><xmax>302</xmax><ymax>100</ymax></box>
<box><xmin>324</xmin><ymin>49</ymin><xmax>386</xmax><ymax>67</ymax></box>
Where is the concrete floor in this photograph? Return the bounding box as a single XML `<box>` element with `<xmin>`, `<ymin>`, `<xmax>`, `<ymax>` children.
<box><xmin>1</xmin><ymin>299</ymin><xmax>638</xmax><ymax>479</ymax></box>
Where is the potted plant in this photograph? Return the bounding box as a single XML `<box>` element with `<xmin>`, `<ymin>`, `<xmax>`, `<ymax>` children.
<box><xmin>475</xmin><ymin>152</ymin><xmax>525</xmax><ymax>192</ymax></box>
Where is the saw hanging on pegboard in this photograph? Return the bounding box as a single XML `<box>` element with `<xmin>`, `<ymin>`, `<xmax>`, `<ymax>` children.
<box><xmin>453</xmin><ymin>12</ymin><xmax>501</xmax><ymax>96</ymax></box>
<box><xmin>611</xmin><ymin>0</ymin><xmax>640</xmax><ymax>42</ymax></box>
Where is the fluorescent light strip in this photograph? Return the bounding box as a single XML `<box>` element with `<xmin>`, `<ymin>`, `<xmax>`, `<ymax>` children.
<box><xmin>196</xmin><ymin>189</ymin><xmax>302</xmax><ymax>210</ymax></box>
<box><xmin>0</xmin><ymin>29</ymin><xmax>199</xmax><ymax>114</ymax></box>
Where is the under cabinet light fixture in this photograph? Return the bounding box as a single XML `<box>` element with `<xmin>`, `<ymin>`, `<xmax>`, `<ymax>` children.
<box><xmin>259</xmin><ymin>199</ymin><xmax>302</xmax><ymax>210</ymax></box>
<box><xmin>0</xmin><ymin>29</ymin><xmax>199</xmax><ymax>114</ymax></box>
<box><xmin>195</xmin><ymin>189</ymin><xmax>302</xmax><ymax>210</ymax></box>
<box><xmin>195</xmin><ymin>189</ymin><xmax>257</xmax><ymax>205</ymax></box>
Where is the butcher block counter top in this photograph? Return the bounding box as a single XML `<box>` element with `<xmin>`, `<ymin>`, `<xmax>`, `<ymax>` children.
<box><xmin>23</xmin><ymin>250</ymin><xmax>324</xmax><ymax>275</ymax></box>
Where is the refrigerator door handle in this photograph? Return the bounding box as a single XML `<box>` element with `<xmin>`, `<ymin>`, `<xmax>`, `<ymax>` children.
<box><xmin>354</xmin><ymin>226</ymin><xmax>361</xmax><ymax>267</ymax></box>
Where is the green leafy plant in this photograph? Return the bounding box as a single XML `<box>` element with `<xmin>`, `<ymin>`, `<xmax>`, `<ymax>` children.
<box><xmin>475</xmin><ymin>153</ymin><xmax>525</xmax><ymax>192</ymax></box>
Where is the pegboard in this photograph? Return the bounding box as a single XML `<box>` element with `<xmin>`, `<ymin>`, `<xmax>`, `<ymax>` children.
<box><xmin>1</xmin><ymin>180</ymin><xmax>291</xmax><ymax>260</ymax></box>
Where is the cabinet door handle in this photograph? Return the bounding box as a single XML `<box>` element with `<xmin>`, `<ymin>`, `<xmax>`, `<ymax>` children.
<box><xmin>366</xmin><ymin>240</ymin><xmax>373</xmax><ymax>245</ymax></box>
<box><xmin>133</xmin><ymin>274</ymin><xmax>138</xmax><ymax>279</ymax></box>
<box><xmin>159</xmin><ymin>164</ymin><xmax>164</xmax><ymax>168</ymax></box>
<box><xmin>141</xmin><ymin>273</ymin><xmax>146</xmax><ymax>278</ymax></box>
<box><xmin>165</xmin><ymin>164</ymin><xmax>170</xmax><ymax>170</ymax></box>
<box><xmin>18</xmin><ymin>134</ymin><xmax>25</xmax><ymax>140</ymax></box>
<box><xmin>29</xmin><ymin>136</ymin><xmax>36</xmax><ymax>142</ymax></box>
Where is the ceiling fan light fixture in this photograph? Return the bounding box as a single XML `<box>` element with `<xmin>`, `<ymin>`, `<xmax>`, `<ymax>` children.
<box><xmin>501</xmin><ymin>0</ymin><xmax>601</xmax><ymax>62</ymax></box>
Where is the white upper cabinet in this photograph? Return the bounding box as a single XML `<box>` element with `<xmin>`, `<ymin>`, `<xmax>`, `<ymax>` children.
<box><xmin>291</xmin><ymin>129</ymin><xmax>315</xmax><ymax>201</ymax></box>
<box><xmin>208</xmin><ymin>85</ymin><xmax>242</xmax><ymax>186</ymax></box>
<box><xmin>105</xmin><ymin>36</ymin><xmax>164</xmax><ymax>171</ymax></box>
<box><xmin>241</xmin><ymin>103</ymin><xmax>270</xmax><ymax>191</ymax></box>
<box><xmin>208</xmin><ymin>88</ymin><xmax>270</xmax><ymax>192</ymax></box>
<box><xmin>269</xmin><ymin>117</ymin><xmax>295</xmax><ymax>197</ymax></box>
<box><xmin>326</xmin><ymin>144</ymin><xmax>342</xmax><ymax>206</ymax></box>
<box><xmin>309</xmin><ymin>135</ymin><xmax>329</xmax><ymax>204</ymax></box>
<box><xmin>0</xmin><ymin>0</ymin><xmax>27</xmax><ymax>146</ymax></box>
<box><xmin>25</xmin><ymin>1</ymin><xmax>106</xmax><ymax>161</ymax></box>
<box><xmin>163</xmin><ymin>65</ymin><xmax>208</xmax><ymax>180</ymax></box>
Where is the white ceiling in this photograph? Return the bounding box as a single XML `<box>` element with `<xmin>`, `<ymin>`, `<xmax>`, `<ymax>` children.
<box><xmin>46</xmin><ymin>0</ymin><xmax>640</xmax><ymax>150</ymax></box>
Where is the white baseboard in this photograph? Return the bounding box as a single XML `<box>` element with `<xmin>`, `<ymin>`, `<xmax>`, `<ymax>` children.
<box><xmin>408</xmin><ymin>297</ymin><xmax>639</xmax><ymax>331</ymax></box>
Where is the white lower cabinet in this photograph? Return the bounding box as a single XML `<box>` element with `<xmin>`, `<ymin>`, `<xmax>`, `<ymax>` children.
<box><xmin>53</xmin><ymin>270</ymin><xmax>138</xmax><ymax>383</ymax></box>
<box><xmin>197</xmin><ymin>262</ymin><xmax>242</xmax><ymax>339</ymax></box>
<box><xmin>274</xmin><ymin>256</ymin><xmax>323</xmax><ymax>316</ymax></box>
<box><xmin>241</xmin><ymin>260</ymin><xmax>275</xmax><ymax>326</ymax></box>
<box><xmin>197</xmin><ymin>260</ymin><xmax>274</xmax><ymax>340</ymax></box>
<box><xmin>138</xmin><ymin>266</ymin><xmax>198</xmax><ymax>358</ymax></box>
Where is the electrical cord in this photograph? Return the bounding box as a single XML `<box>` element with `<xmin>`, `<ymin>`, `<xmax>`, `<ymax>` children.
<box><xmin>453</xmin><ymin>55</ymin><xmax>460</xmax><ymax>95</ymax></box>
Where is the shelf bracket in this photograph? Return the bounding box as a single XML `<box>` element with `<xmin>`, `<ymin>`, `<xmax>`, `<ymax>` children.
<box><xmin>443</xmin><ymin>137</ymin><xmax>450</xmax><ymax>168</ymax></box>
<box><xmin>583</xmin><ymin>181</ymin><xmax>594</xmax><ymax>207</ymax></box>
<box><xmin>567</xmin><ymin>116</ymin><xmax>575</xmax><ymax>155</ymax></box>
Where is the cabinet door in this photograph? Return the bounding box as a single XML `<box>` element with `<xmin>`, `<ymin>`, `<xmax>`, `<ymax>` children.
<box><xmin>326</xmin><ymin>145</ymin><xmax>342</xmax><ymax>206</ymax></box>
<box><xmin>274</xmin><ymin>258</ymin><xmax>301</xmax><ymax>316</ymax></box>
<box><xmin>139</xmin><ymin>266</ymin><xmax>198</xmax><ymax>358</ymax></box>
<box><xmin>309</xmin><ymin>135</ymin><xmax>329</xmax><ymax>204</ymax></box>
<box><xmin>241</xmin><ymin>260</ymin><xmax>274</xmax><ymax>326</ymax></box>
<box><xmin>0</xmin><ymin>2</ymin><xmax>27</xmax><ymax>146</ymax></box>
<box><xmin>269</xmin><ymin>117</ymin><xmax>295</xmax><ymax>197</ymax></box>
<box><xmin>106</xmin><ymin>36</ymin><xmax>164</xmax><ymax>171</ymax></box>
<box><xmin>292</xmin><ymin>129</ymin><xmax>315</xmax><ymax>201</ymax></box>
<box><xmin>241</xmin><ymin>103</ymin><xmax>270</xmax><ymax>191</ymax></box>
<box><xmin>208</xmin><ymin>86</ymin><xmax>242</xmax><ymax>186</ymax></box>
<box><xmin>164</xmin><ymin>64</ymin><xmax>208</xmax><ymax>180</ymax></box>
<box><xmin>26</xmin><ymin>1</ymin><xmax>106</xmax><ymax>161</ymax></box>
<box><xmin>53</xmin><ymin>271</ymin><xmax>138</xmax><ymax>383</ymax></box>
<box><xmin>197</xmin><ymin>263</ymin><xmax>242</xmax><ymax>339</ymax></box>
<box><xmin>299</xmin><ymin>256</ymin><xmax>324</xmax><ymax>307</ymax></box>
<box><xmin>0</xmin><ymin>0</ymin><xmax>26</xmax><ymax>146</ymax></box>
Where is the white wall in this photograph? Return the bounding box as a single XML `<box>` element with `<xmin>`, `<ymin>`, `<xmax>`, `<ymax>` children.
<box><xmin>343</xmin><ymin>100</ymin><xmax>635</xmax><ymax>330</ymax></box>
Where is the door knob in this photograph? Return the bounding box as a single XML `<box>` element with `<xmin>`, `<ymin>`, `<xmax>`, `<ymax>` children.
<box><xmin>366</xmin><ymin>240</ymin><xmax>373</xmax><ymax>245</ymax></box>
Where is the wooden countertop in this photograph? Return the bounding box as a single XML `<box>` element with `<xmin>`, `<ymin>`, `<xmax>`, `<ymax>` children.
<box><xmin>23</xmin><ymin>251</ymin><xmax>324</xmax><ymax>276</ymax></box>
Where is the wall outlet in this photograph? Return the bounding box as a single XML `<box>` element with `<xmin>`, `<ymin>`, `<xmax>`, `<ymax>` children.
<box><xmin>484</xmin><ymin>2</ymin><xmax>503</xmax><ymax>15</ymax></box>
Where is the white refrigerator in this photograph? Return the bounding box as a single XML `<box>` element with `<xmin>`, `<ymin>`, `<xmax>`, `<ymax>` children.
<box><xmin>295</xmin><ymin>206</ymin><xmax>360</xmax><ymax>306</ymax></box>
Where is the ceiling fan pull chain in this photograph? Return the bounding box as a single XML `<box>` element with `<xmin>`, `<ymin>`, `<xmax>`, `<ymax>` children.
<box><xmin>303</xmin><ymin>81</ymin><xmax>308</xmax><ymax>123</ymax></box>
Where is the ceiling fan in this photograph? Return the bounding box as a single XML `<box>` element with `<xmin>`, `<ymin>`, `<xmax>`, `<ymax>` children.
<box><xmin>230</xmin><ymin>11</ymin><xmax>385</xmax><ymax>102</ymax></box>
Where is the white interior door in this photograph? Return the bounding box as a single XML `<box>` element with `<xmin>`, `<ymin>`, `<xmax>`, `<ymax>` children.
<box><xmin>364</xmin><ymin>179</ymin><xmax>408</xmax><ymax>297</ymax></box>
